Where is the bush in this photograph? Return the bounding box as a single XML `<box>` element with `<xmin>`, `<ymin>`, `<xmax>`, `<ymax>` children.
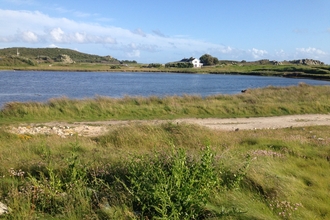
<box><xmin>165</xmin><ymin>62</ymin><xmax>193</xmax><ymax>68</ymax></box>
<box><xmin>148</xmin><ymin>63</ymin><xmax>162</xmax><ymax>68</ymax></box>
<box><xmin>118</xmin><ymin>146</ymin><xmax>219</xmax><ymax>219</ymax></box>
<box><xmin>110</xmin><ymin>65</ymin><xmax>121</xmax><ymax>69</ymax></box>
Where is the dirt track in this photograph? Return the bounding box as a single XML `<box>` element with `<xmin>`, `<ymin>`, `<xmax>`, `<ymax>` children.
<box><xmin>9</xmin><ymin>114</ymin><xmax>330</xmax><ymax>137</ymax></box>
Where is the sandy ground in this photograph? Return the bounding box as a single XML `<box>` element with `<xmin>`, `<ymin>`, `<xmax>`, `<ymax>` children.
<box><xmin>8</xmin><ymin>114</ymin><xmax>330</xmax><ymax>137</ymax></box>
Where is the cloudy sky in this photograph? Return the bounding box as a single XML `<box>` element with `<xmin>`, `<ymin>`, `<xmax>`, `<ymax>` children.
<box><xmin>1</xmin><ymin>0</ymin><xmax>329</xmax><ymax>63</ymax></box>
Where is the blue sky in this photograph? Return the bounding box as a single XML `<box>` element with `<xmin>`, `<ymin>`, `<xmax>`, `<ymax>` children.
<box><xmin>1</xmin><ymin>0</ymin><xmax>329</xmax><ymax>63</ymax></box>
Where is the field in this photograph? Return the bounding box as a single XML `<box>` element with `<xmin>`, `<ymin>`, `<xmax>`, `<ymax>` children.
<box><xmin>0</xmin><ymin>84</ymin><xmax>330</xmax><ymax>219</ymax></box>
<box><xmin>1</xmin><ymin>62</ymin><xmax>330</xmax><ymax>81</ymax></box>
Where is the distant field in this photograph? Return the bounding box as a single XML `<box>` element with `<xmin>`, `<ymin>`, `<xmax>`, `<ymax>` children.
<box><xmin>1</xmin><ymin>47</ymin><xmax>330</xmax><ymax>80</ymax></box>
<box><xmin>2</xmin><ymin>61</ymin><xmax>330</xmax><ymax>81</ymax></box>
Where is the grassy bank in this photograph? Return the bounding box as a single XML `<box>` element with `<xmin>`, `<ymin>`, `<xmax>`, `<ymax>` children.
<box><xmin>1</xmin><ymin>83</ymin><xmax>330</xmax><ymax>124</ymax></box>
<box><xmin>1</xmin><ymin>122</ymin><xmax>329</xmax><ymax>219</ymax></box>
<box><xmin>1</xmin><ymin>61</ymin><xmax>330</xmax><ymax>80</ymax></box>
<box><xmin>1</xmin><ymin>85</ymin><xmax>330</xmax><ymax>219</ymax></box>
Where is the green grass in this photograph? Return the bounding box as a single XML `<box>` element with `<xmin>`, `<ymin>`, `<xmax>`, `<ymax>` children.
<box><xmin>1</xmin><ymin>85</ymin><xmax>330</xmax><ymax>219</ymax></box>
<box><xmin>0</xmin><ymin>122</ymin><xmax>329</xmax><ymax>219</ymax></box>
<box><xmin>0</xmin><ymin>47</ymin><xmax>120</xmax><ymax>64</ymax></box>
<box><xmin>1</xmin><ymin>83</ymin><xmax>330</xmax><ymax>124</ymax></box>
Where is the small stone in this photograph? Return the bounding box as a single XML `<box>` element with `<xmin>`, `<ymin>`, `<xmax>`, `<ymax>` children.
<box><xmin>0</xmin><ymin>201</ymin><xmax>9</xmax><ymax>215</ymax></box>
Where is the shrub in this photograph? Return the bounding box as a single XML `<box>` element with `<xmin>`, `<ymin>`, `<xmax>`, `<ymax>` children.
<box><xmin>148</xmin><ymin>63</ymin><xmax>162</xmax><ymax>68</ymax></box>
<box><xmin>119</xmin><ymin>146</ymin><xmax>219</xmax><ymax>219</ymax></box>
<box><xmin>110</xmin><ymin>65</ymin><xmax>121</xmax><ymax>69</ymax></box>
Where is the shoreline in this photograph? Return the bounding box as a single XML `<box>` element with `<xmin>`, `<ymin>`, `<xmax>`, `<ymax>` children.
<box><xmin>2</xmin><ymin>68</ymin><xmax>329</xmax><ymax>81</ymax></box>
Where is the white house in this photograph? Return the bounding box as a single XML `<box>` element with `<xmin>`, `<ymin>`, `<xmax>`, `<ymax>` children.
<box><xmin>180</xmin><ymin>57</ymin><xmax>203</xmax><ymax>68</ymax></box>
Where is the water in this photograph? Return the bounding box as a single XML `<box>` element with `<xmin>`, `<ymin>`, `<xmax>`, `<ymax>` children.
<box><xmin>1</xmin><ymin>70</ymin><xmax>330</xmax><ymax>108</ymax></box>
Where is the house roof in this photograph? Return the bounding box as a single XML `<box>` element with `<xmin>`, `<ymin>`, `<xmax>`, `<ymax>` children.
<box><xmin>180</xmin><ymin>57</ymin><xmax>196</xmax><ymax>62</ymax></box>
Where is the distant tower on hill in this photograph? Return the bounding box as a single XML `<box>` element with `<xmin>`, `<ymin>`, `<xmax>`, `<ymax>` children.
<box><xmin>17</xmin><ymin>48</ymin><xmax>20</xmax><ymax>56</ymax></box>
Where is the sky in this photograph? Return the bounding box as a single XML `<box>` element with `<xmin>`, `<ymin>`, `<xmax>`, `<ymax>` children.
<box><xmin>0</xmin><ymin>0</ymin><xmax>330</xmax><ymax>64</ymax></box>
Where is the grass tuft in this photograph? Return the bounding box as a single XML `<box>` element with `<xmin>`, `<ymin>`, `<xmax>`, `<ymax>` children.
<box><xmin>1</xmin><ymin>85</ymin><xmax>330</xmax><ymax>124</ymax></box>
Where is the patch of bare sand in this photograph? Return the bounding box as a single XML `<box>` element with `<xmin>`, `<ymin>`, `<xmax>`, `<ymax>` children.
<box><xmin>8</xmin><ymin>114</ymin><xmax>330</xmax><ymax>137</ymax></box>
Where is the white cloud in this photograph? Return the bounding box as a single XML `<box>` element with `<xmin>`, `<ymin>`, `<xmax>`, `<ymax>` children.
<box><xmin>0</xmin><ymin>36</ymin><xmax>14</xmax><ymax>43</ymax></box>
<box><xmin>127</xmin><ymin>50</ymin><xmax>140</xmax><ymax>58</ymax></box>
<box><xmin>21</xmin><ymin>31</ymin><xmax>38</xmax><ymax>43</ymax></box>
<box><xmin>274</xmin><ymin>49</ymin><xmax>288</xmax><ymax>60</ymax></box>
<box><xmin>74</xmin><ymin>32</ymin><xmax>86</xmax><ymax>43</ymax></box>
<box><xmin>50</xmin><ymin>27</ymin><xmax>65</xmax><ymax>42</ymax></box>
<box><xmin>47</xmin><ymin>44</ymin><xmax>59</xmax><ymax>48</ymax></box>
<box><xmin>0</xmin><ymin>8</ymin><xmax>270</xmax><ymax>61</ymax></box>
<box><xmin>220</xmin><ymin>46</ymin><xmax>233</xmax><ymax>54</ymax></box>
<box><xmin>249</xmin><ymin>48</ymin><xmax>268</xmax><ymax>59</ymax></box>
<box><xmin>295</xmin><ymin>47</ymin><xmax>327</xmax><ymax>59</ymax></box>
<box><xmin>45</xmin><ymin>27</ymin><xmax>117</xmax><ymax>44</ymax></box>
<box><xmin>0</xmin><ymin>8</ymin><xmax>328</xmax><ymax>63</ymax></box>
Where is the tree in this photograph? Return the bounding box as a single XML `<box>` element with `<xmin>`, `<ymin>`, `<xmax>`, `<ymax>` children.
<box><xmin>199</xmin><ymin>54</ymin><xmax>219</xmax><ymax>66</ymax></box>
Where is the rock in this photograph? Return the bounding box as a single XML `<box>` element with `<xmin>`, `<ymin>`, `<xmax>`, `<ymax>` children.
<box><xmin>290</xmin><ymin>59</ymin><xmax>324</xmax><ymax>65</ymax></box>
<box><xmin>56</xmin><ymin>54</ymin><xmax>75</xmax><ymax>64</ymax></box>
<box><xmin>0</xmin><ymin>201</ymin><xmax>9</xmax><ymax>215</ymax></box>
<box><xmin>272</xmin><ymin>60</ymin><xmax>282</xmax><ymax>65</ymax></box>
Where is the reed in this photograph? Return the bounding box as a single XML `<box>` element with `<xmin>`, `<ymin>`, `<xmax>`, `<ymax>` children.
<box><xmin>1</xmin><ymin>84</ymin><xmax>330</xmax><ymax>124</ymax></box>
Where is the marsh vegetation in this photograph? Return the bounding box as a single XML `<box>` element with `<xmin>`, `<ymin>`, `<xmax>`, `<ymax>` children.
<box><xmin>1</xmin><ymin>84</ymin><xmax>330</xmax><ymax>219</ymax></box>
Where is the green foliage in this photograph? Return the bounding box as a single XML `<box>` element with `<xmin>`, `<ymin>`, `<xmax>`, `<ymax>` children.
<box><xmin>165</xmin><ymin>62</ymin><xmax>193</xmax><ymax>68</ymax></box>
<box><xmin>148</xmin><ymin>63</ymin><xmax>162</xmax><ymax>68</ymax></box>
<box><xmin>121</xmin><ymin>60</ymin><xmax>137</xmax><ymax>64</ymax></box>
<box><xmin>1</xmin><ymin>84</ymin><xmax>330</xmax><ymax>123</ymax></box>
<box><xmin>1</xmin><ymin>122</ymin><xmax>330</xmax><ymax>219</ymax></box>
<box><xmin>199</xmin><ymin>54</ymin><xmax>219</xmax><ymax>66</ymax></box>
<box><xmin>0</xmin><ymin>47</ymin><xmax>120</xmax><ymax>64</ymax></box>
<box><xmin>119</xmin><ymin>146</ymin><xmax>220</xmax><ymax>219</ymax></box>
<box><xmin>0</xmin><ymin>56</ymin><xmax>36</xmax><ymax>66</ymax></box>
<box><xmin>26</xmin><ymin>151</ymin><xmax>92</xmax><ymax>216</ymax></box>
<box><xmin>110</xmin><ymin>65</ymin><xmax>121</xmax><ymax>69</ymax></box>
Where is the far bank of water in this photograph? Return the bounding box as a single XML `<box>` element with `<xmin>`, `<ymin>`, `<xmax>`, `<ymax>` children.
<box><xmin>1</xmin><ymin>71</ymin><xmax>330</xmax><ymax>108</ymax></box>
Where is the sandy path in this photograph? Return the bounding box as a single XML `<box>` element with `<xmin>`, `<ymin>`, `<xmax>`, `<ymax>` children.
<box><xmin>174</xmin><ymin>114</ymin><xmax>330</xmax><ymax>130</ymax></box>
<box><xmin>9</xmin><ymin>114</ymin><xmax>330</xmax><ymax>137</ymax></box>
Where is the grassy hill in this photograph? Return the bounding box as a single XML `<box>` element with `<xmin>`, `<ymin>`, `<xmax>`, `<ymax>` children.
<box><xmin>0</xmin><ymin>47</ymin><xmax>120</xmax><ymax>64</ymax></box>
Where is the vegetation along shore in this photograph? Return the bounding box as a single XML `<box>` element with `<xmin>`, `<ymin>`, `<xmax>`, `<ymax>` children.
<box><xmin>0</xmin><ymin>82</ymin><xmax>330</xmax><ymax>219</ymax></box>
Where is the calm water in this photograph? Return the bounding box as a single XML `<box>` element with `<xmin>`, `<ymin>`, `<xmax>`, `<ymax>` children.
<box><xmin>1</xmin><ymin>70</ymin><xmax>330</xmax><ymax>108</ymax></box>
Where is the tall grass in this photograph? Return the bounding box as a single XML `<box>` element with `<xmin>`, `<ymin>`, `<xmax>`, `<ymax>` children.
<box><xmin>1</xmin><ymin>122</ymin><xmax>330</xmax><ymax>219</ymax></box>
<box><xmin>1</xmin><ymin>85</ymin><xmax>330</xmax><ymax>219</ymax></box>
<box><xmin>1</xmin><ymin>84</ymin><xmax>330</xmax><ymax>124</ymax></box>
